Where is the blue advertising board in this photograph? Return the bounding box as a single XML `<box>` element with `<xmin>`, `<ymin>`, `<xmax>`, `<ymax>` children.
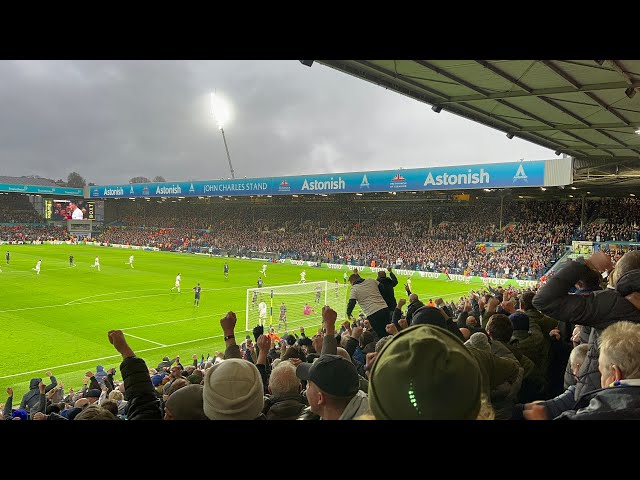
<box><xmin>0</xmin><ymin>183</ymin><xmax>84</xmax><ymax>197</ymax></box>
<box><xmin>89</xmin><ymin>160</ymin><xmax>548</xmax><ymax>198</ymax></box>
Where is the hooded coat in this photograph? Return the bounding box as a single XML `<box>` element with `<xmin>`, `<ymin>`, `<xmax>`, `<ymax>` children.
<box><xmin>19</xmin><ymin>375</ymin><xmax>57</xmax><ymax>411</ymax></box>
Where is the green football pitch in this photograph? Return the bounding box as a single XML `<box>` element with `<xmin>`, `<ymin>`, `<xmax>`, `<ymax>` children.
<box><xmin>0</xmin><ymin>244</ymin><xmax>481</xmax><ymax>398</ymax></box>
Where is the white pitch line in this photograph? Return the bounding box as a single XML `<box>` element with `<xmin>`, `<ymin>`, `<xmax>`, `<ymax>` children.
<box><xmin>65</xmin><ymin>284</ymin><xmax>253</xmax><ymax>306</ymax></box>
<box><xmin>0</xmin><ymin>316</ymin><xmax>322</xmax><ymax>380</ymax></box>
<box><xmin>125</xmin><ymin>333</ymin><xmax>166</xmax><ymax>347</ymax></box>
<box><xmin>121</xmin><ymin>310</ymin><xmax>247</xmax><ymax>331</ymax></box>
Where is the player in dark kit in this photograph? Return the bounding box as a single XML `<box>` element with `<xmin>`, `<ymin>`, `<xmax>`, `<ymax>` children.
<box><xmin>277</xmin><ymin>302</ymin><xmax>287</xmax><ymax>332</ymax></box>
<box><xmin>314</xmin><ymin>285</ymin><xmax>322</xmax><ymax>305</ymax></box>
<box><xmin>193</xmin><ymin>283</ymin><xmax>202</xmax><ymax>307</ymax></box>
<box><xmin>258</xmin><ymin>277</ymin><xmax>263</xmax><ymax>288</ymax></box>
<box><xmin>69</xmin><ymin>255</ymin><xmax>75</xmax><ymax>267</ymax></box>
<box><xmin>224</xmin><ymin>263</ymin><xmax>229</xmax><ymax>278</ymax></box>
<box><xmin>5</xmin><ymin>252</ymin><xmax>9</xmax><ymax>265</ymax></box>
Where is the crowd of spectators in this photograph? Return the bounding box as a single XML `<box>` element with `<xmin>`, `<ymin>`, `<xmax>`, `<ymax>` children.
<box><xmin>0</xmin><ymin>225</ymin><xmax>70</xmax><ymax>242</ymax></box>
<box><xmin>5</xmin><ymin>250</ymin><xmax>640</xmax><ymax>421</ymax></box>
<box><xmin>0</xmin><ymin>195</ymin><xmax>43</xmax><ymax>223</ymax></box>
<box><xmin>3</xmin><ymin>196</ymin><xmax>640</xmax><ymax>279</ymax></box>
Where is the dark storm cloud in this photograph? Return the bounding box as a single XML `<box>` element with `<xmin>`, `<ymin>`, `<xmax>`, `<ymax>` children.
<box><xmin>0</xmin><ymin>60</ymin><xmax>554</xmax><ymax>184</ymax></box>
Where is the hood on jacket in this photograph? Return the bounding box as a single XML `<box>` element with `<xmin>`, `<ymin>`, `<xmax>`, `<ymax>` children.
<box><xmin>338</xmin><ymin>390</ymin><xmax>370</xmax><ymax>420</ymax></box>
<box><xmin>29</xmin><ymin>378</ymin><xmax>42</xmax><ymax>390</ymax></box>
<box><xmin>96</xmin><ymin>365</ymin><xmax>105</xmax><ymax>373</ymax></box>
<box><xmin>615</xmin><ymin>269</ymin><xmax>640</xmax><ymax>297</ymax></box>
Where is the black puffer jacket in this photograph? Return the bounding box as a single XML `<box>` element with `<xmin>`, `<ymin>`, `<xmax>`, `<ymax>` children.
<box><xmin>377</xmin><ymin>271</ymin><xmax>399</xmax><ymax>311</ymax></box>
<box><xmin>532</xmin><ymin>260</ymin><xmax>640</xmax><ymax>402</ymax></box>
<box><xmin>121</xmin><ymin>356</ymin><xmax>162</xmax><ymax>420</ymax></box>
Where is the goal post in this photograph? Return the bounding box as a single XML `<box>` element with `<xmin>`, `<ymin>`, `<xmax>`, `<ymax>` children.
<box><xmin>245</xmin><ymin>280</ymin><xmax>349</xmax><ymax>332</ymax></box>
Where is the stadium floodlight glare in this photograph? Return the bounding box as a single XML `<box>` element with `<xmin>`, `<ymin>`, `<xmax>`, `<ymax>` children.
<box><xmin>631</xmin><ymin>193</ymin><xmax>636</xmax><ymax>197</ymax></box>
<box><xmin>635</xmin><ymin>128</ymin><xmax>640</xmax><ymax>135</ymax></box>
<box><xmin>541</xmin><ymin>187</ymin><xmax>547</xmax><ymax>191</ymax></box>
<box><xmin>571</xmin><ymin>186</ymin><xmax>577</xmax><ymax>190</ymax></box>
<box><xmin>210</xmin><ymin>92</ymin><xmax>236</xmax><ymax>179</ymax></box>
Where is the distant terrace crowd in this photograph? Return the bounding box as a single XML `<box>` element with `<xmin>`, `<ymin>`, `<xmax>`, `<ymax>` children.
<box><xmin>2</xmin><ymin>197</ymin><xmax>640</xmax><ymax>279</ymax></box>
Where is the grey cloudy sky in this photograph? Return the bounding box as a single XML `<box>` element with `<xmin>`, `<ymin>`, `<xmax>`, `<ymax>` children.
<box><xmin>0</xmin><ymin>60</ymin><xmax>554</xmax><ymax>184</ymax></box>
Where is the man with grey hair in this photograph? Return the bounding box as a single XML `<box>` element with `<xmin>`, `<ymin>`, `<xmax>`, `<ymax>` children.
<box><xmin>514</xmin><ymin>343</ymin><xmax>589</xmax><ymax>420</ymax></box>
<box><xmin>262</xmin><ymin>361</ymin><xmax>307</xmax><ymax>420</ymax></box>
<box><xmin>525</xmin><ymin>321</ymin><xmax>640</xmax><ymax>419</ymax></box>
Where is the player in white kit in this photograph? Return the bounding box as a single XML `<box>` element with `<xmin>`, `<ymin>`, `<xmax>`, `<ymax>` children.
<box><xmin>33</xmin><ymin>259</ymin><xmax>42</xmax><ymax>275</ymax></box>
<box><xmin>90</xmin><ymin>256</ymin><xmax>101</xmax><ymax>272</ymax></box>
<box><xmin>171</xmin><ymin>273</ymin><xmax>182</xmax><ymax>293</ymax></box>
<box><xmin>258</xmin><ymin>300</ymin><xmax>267</xmax><ymax>326</ymax></box>
<box><xmin>298</xmin><ymin>270</ymin><xmax>306</xmax><ymax>284</ymax></box>
<box><xmin>126</xmin><ymin>255</ymin><xmax>134</xmax><ymax>268</ymax></box>
<box><xmin>259</xmin><ymin>263</ymin><xmax>267</xmax><ymax>277</ymax></box>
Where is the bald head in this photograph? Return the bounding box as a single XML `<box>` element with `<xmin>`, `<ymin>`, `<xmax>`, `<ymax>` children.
<box><xmin>409</xmin><ymin>294</ymin><xmax>419</xmax><ymax>303</ymax></box>
<box><xmin>459</xmin><ymin>328</ymin><xmax>472</xmax><ymax>341</ymax></box>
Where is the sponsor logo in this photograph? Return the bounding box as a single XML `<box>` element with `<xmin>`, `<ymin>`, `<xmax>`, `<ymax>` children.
<box><xmin>360</xmin><ymin>175</ymin><xmax>370</xmax><ymax>189</ymax></box>
<box><xmin>93</xmin><ymin>188</ymin><xmax>99</xmax><ymax>196</ymax></box>
<box><xmin>103</xmin><ymin>187</ymin><xmax>124</xmax><ymax>196</ymax></box>
<box><xmin>156</xmin><ymin>185</ymin><xmax>182</xmax><ymax>195</ymax></box>
<box><xmin>290</xmin><ymin>260</ymin><xmax>305</xmax><ymax>266</ymax></box>
<box><xmin>390</xmin><ymin>173</ymin><xmax>407</xmax><ymax>189</ymax></box>
<box><xmin>327</xmin><ymin>264</ymin><xmax>343</xmax><ymax>270</ymax></box>
<box><xmin>513</xmin><ymin>163</ymin><xmax>528</xmax><ymax>183</ymax></box>
<box><xmin>278</xmin><ymin>179</ymin><xmax>291</xmax><ymax>192</ymax></box>
<box><xmin>142</xmin><ymin>186</ymin><xmax>149</xmax><ymax>195</ymax></box>
<box><xmin>424</xmin><ymin>168</ymin><xmax>490</xmax><ymax>187</ymax></box>
<box><xmin>189</xmin><ymin>183</ymin><xmax>195</xmax><ymax>193</ymax></box>
<box><xmin>129</xmin><ymin>186</ymin><xmax>135</xmax><ymax>195</ymax></box>
<box><xmin>394</xmin><ymin>269</ymin><xmax>414</xmax><ymax>276</ymax></box>
<box><xmin>301</xmin><ymin>177</ymin><xmax>345</xmax><ymax>191</ymax></box>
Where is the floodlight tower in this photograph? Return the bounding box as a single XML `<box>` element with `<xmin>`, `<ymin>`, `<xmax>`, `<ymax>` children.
<box><xmin>211</xmin><ymin>92</ymin><xmax>235</xmax><ymax>179</ymax></box>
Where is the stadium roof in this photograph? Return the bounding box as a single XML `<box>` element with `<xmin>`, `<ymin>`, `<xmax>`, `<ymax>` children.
<box><xmin>0</xmin><ymin>175</ymin><xmax>59</xmax><ymax>187</ymax></box>
<box><xmin>313</xmin><ymin>60</ymin><xmax>640</xmax><ymax>191</ymax></box>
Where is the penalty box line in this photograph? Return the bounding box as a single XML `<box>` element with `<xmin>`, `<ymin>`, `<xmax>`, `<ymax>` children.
<box><xmin>0</xmin><ymin>315</ymin><xmax>325</xmax><ymax>380</ymax></box>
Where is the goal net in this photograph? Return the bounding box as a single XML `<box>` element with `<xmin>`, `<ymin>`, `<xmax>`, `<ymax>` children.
<box><xmin>245</xmin><ymin>280</ymin><xmax>349</xmax><ymax>332</ymax></box>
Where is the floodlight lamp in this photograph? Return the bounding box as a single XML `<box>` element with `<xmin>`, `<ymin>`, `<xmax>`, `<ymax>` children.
<box><xmin>211</xmin><ymin>92</ymin><xmax>230</xmax><ymax>130</ymax></box>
